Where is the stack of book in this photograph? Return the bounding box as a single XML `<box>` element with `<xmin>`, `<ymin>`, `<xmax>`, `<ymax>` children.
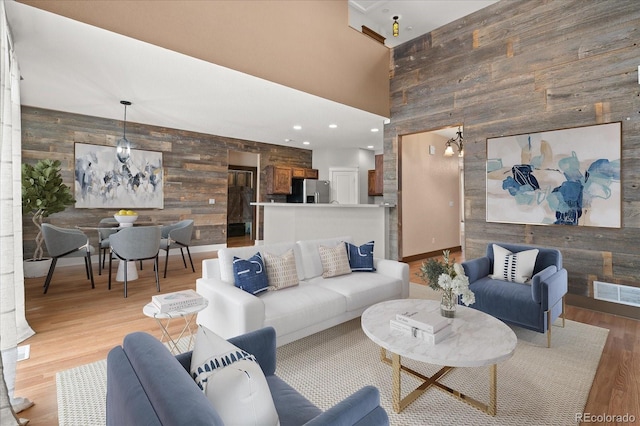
<box><xmin>152</xmin><ymin>289</ymin><xmax>205</xmax><ymax>313</ymax></box>
<box><xmin>390</xmin><ymin>310</ymin><xmax>452</xmax><ymax>344</ymax></box>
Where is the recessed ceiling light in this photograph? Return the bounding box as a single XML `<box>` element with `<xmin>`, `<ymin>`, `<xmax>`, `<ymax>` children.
<box><xmin>367</xmin><ymin>145</ymin><xmax>374</xmax><ymax>149</ymax></box>
<box><xmin>371</xmin><ymin>128</ymin><xmax>379</xmax><ymax>132</ymax></box>
<box><xmin>302</xmin><ymin>141</ymin><xmax>310</xmax><ymax>145</ymax></box>
<box><xmin>329</xmin><ymin>124</ymin><xmax>338</xmax><ymax>129</ymax></box>
<box><xmin>284</xmin><ymin>138</ymin><xmax>292</xmax><ymax>142</ymax></box>
<box><xmin>293</xmin><ymin>125</ymin><xmax>302</xmax><ymax>130</ymax></box>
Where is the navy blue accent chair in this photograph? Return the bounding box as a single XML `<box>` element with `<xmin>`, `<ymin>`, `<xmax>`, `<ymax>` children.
<box><xmin>106</xmin><ymin>327</ymin><xmax>389</xmax><ymax>426</ymax></box>
<box><xmin>461</xmin><ymin>242</ymin><xmax>567</xmax><ymax>347</ymax></box>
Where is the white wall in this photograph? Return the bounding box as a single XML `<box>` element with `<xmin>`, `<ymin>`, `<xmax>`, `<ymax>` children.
<box><xmin>312</xmin><ymin>148</ymin><xmax>376</xmax><ymax>204</ymax></box>
<box><xmin>358</xmin><ymin>149</ymin><xmax>375</xmax><ymax>204</ymax></box>
<box><xmin>401</xmin><ymin>132</ymin><xmax>461</xmax><ymax>257</ymax></box>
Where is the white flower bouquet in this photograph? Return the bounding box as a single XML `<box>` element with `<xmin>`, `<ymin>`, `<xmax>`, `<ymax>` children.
<box><xmin>417</xmin><ymin>250</ymin><xmax>475</xmax><ymax>309</ymax></box>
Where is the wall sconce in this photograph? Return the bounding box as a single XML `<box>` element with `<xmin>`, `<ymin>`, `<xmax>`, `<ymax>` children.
<box><xmin>116</xmin><ymin>100</ymin><xmax>132</xmax><ymax>163</ymax></box>
<box><xmin>444</xmin><ymin>126</ymin><xmax>464</xmax><ymax>157</ymax></box>
<box><xmin>392</xmin><ymin>16</ymin><xmax>399</xmax><ymax>37</ymax></box>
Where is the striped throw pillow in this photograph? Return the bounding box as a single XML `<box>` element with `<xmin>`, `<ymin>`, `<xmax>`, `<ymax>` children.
<box><xmin>491</xmin><ymin>244</ymin><xmax>539</xmax><ymax>284</ymax></box>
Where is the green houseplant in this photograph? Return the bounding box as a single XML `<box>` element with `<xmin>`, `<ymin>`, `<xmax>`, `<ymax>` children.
<box><xmin>416</xmin><ymin>250</ymin><xmax>475</xmax><ymax>317</ymax></box>
<box><xmin>22</xmin><ymin>159</ymin><xmax>75</xmax><ymax>268</ymax></box>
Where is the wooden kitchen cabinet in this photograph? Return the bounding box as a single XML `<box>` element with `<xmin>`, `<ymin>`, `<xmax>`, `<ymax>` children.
<box><xmin>266</xmin><ymin>165</ymin><xmax>292</xmax><ymax>194</ymax></box>
<box><xmin>292</xmin><ymin>167</ymin><xmax>318</xmax><ymax>179</ymax></box>
<box><xmin>368</xmin><ymin>154</ymin><xmax>383</xmax><ymax>196</ymax></box>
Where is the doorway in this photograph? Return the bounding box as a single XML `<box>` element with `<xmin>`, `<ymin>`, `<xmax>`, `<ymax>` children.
<box><xmin>398</xmin><ymin>126</ymin><xmax>463</xmax><ymax>261</ymax></box>
<box><xmin>227</xmin><ymin>151</ymin><xmax>259</xmax><ymax>248</ymax></box>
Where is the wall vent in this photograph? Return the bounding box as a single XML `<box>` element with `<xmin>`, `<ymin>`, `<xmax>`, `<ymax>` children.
<box><xmin>594</xmin><ymin>281</ymin><xmax>640</xmax><ymax>308</ymax></box>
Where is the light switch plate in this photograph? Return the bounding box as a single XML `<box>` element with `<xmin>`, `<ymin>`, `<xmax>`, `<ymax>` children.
<box><xmin>209</xmin><ymin>199</ymin><xmax>215</xmax><ymax>204</ymax></box>
<box><xmin>429</xmin><ymin>145</ymin><xmax>436</xmax><ymax>155</ymax></box>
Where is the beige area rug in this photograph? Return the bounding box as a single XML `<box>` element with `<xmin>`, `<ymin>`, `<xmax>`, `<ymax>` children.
<box><xmin>57</xmin><ymin>284</ymin><xmax>608</xmax><ymax>426</ymax></box>
<box><xmin>56</xmin><ymin>359</ymin><xmax>107</xmax><ymax>426</ymax></box>
<box><xmin>56</xmin><ymin>339</ymin><xmax>193</xmax><ymax>426</ymax></box>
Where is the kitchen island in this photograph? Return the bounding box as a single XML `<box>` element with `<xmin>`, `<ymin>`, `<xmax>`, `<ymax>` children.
<box><xmin>252</xmin><ymin>202</ymin><xmax>395</xmax><ymax>259</ymax></box>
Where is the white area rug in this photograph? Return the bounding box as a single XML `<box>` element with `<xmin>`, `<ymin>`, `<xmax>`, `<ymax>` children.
<box><xmin>56</xmin><ymin>359</ymin><xmax>106</xmax><ymax>426</ymax></box>
<box><xmin>57</xmin><ymin>284</ymin><xmax>608</xmax><ymax>426</ymax></box>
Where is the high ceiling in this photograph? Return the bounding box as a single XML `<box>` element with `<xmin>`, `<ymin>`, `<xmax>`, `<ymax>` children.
<box><xmin>6</xmin><ymin>1</ymin><xmax>495</xmax><ymax>151</ymax></box>
<box><xmin>348</xmin><ymin>0</ymin><xmax>497</xmax><ymax>48</ymax></box>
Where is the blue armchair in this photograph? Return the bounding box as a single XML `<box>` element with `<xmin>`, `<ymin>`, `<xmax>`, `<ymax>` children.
<box><xmin>107</xmin><ymin>326</ymin><xmax>389</xmax><ymax>426</ymax></box>
<box><xmin>461</xmin><ymin>242</ymin><xmax>567</xmax><ymax>347</ymax></box>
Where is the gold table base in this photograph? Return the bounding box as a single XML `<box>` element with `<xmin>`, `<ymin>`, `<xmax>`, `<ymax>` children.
<box><xmin>381</xmin><ymin>348</ymin><xmax>498</xmax><ymax>415</ymax></box>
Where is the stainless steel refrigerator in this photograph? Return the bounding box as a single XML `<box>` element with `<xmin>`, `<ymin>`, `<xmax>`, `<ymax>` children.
<box><xmin>303</xmin><ymin>179</ymin><xmax>330</xmax><ymax>203</ymax></box>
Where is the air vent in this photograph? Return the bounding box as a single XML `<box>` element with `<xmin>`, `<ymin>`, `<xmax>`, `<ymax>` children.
<box><xmin>594</xmin><ymin>281</ymin><xmax>640</xmax><ymax>307</ymax></box>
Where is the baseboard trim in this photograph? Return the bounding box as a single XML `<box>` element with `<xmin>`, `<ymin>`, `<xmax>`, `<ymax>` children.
<box><xmin>566</xmin><ymin>293</ymin><xmax>640</xmax><ymax>320</ymax></box>
<box><xmin>41</xmin><ymin>243</ymin><xmax>225</xmax><ymax>268</ymax></box>
<box><xmin>402</xmin><ymin>246</ymin><xmax>462</xmax><ymax>263</ymax></box>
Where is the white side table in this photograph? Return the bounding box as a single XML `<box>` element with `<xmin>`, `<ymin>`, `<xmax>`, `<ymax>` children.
<box><xmin>143</xmin><ymin>300</ymin><xmax>208</xmax><ymax>354</ymax></box>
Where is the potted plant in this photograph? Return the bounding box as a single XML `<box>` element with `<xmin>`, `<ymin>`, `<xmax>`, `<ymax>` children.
<box><xmin>416</xmin><ymin>250</ymin><xmax>475</xmax><ymax>318</ymax></box>
<box><xmin>22</xmin><ymin>159</ymin><xmax>76</xmax><ymax>277</ymax></box>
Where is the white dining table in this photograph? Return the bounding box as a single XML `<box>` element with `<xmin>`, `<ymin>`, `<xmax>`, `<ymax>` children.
<box><xmin>77</xmin><ymin>223</ymin><xmax>160</xmax><ymax>282</ymax></box>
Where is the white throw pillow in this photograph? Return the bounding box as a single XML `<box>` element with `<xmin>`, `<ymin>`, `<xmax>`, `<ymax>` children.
<box><xmin>190</xmin><ymin>325</ymin><xmax>279</xmax><ymax>426</ymax></box>
<box><xmin>318</xmin><ymin>243</ymin><xmax>352</xmax><ymax>278</ymax></box>
<box><xmin>491</xmin><ymin>244</ymin><xmax>539</xmax><ymax>284</ymax></box>
<box><xmin>263</xmin><ymin>249</ymin><xmax>299</xmax><ymax>290</ymax></box>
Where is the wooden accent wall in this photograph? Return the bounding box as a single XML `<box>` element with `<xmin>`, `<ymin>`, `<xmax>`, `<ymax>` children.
<box><xmin>21</xmin><ymin>107</ymin><xmax>311</xmax><ymax>256</ymax></box>
<box><xmin>386</xmin><ymin>0</ymin><xmax>640</xmax><ymax>317</ymax></box>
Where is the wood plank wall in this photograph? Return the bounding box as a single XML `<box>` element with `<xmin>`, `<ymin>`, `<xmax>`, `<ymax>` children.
<box><xmin>21</xmin><ymin>107</ymin><xmax>312</xmax><ymax>255</ymax></box>
<box><xmin>386</xmin><ymin>0</ymin><xmax>640</xmax><ymax>317</ymax></box>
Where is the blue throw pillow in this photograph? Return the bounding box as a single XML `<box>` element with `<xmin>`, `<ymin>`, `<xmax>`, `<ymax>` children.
<box><xmin>345</xmin><ymin>241</ymin><xmax>376</xmax><ymax>272</ymax></box>
<box><xmin>232</xmin><ymin>252</ymin><xmax>269</xmax><ymax>295</ymax></box>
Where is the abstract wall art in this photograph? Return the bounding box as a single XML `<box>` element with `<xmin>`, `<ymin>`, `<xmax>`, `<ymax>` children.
<box><xmin>486</xmin><ymin>122</ymin><xmax>621</xmax><ymax>228</ymax></box>
<box><xmin>74</xmin><ymin>143</ymin><xmax>163</xmax><ymax>209</ymax></box>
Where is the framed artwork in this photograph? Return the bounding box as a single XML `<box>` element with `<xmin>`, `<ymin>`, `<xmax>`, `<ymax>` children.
<box><xmin>486</xmin><ymin>122</ymin><xmax>621</xmax><ymax>228</ymax></box>
<box><xmin>74</xmin><ymin>143</ymin><xmax>164</xmax><ymax>209</ymax></box>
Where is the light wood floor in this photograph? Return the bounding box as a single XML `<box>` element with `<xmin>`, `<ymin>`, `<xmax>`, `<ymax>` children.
<box><xmin>14</xmin><ymin>252</ymin><xmax>639</xmax><ymax>425</ymax></box>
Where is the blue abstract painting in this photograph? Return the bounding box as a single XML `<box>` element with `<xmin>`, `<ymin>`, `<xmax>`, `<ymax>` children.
<box><xmin>486</xmin><ymin>122</ymin><xmax>621</xmax><ymax>228</ymax></box>
<box><xmin>74</xmin><ymin>143</ymin><xmax>163</xmax><ymax>209</ymax></box>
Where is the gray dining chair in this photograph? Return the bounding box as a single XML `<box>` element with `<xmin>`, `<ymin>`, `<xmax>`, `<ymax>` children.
<box><xmin>41</xmin><ymin>223</ymin><xmax>95</xmax><ymax>294</ymax></box>
<box><xmin>160</xmin><ymin>219</ymin><xmax>195</xmax><ymax>278</ymax></box>
<box><xmin>98</xmin><ymin>217</ymin><xmax>119</xmax><ymax>275</ymax></box>
<box><xmin>108</xmin><ymin>226</ymin><xmax>161</xmax><ymax>298</ymax></box>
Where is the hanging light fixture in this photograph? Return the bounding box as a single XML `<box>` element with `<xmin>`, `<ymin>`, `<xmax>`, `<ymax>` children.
<box><xmin>116</xmin><ymin>100</ymin><xmax>132</xmax><ymax>163</ymax></box>
<box><xmin>392</xmin><ymin>16</ymin><xmax>399</xmax><ymax>37</ymax></box>
<box><xmin>444</xmin><ymin>126</ymin><xmax>464</xmax><ymax>157</ymax></box>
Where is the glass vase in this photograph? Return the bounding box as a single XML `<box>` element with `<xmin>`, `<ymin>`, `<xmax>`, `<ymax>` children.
<box><xmin>440</xmin><ymin>289</ymin><xmax>456</xmax><ymax>318</ymax></box>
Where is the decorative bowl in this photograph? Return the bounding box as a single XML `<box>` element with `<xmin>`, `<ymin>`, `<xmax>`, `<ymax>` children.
<box><xmin>114</xmin><ymin>214</ymin><xmax>138</xmax><ymax>227</ymax></box>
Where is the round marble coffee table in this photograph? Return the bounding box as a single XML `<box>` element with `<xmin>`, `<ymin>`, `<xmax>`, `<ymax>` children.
<box><xmin>361</xmin><ymin>298</ymin><xmax>517</xmax><ymax>415</ymax></box>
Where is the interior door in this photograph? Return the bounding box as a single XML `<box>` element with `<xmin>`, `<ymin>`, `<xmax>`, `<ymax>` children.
<box><xmin>329</xmin><ymin>167</ymin><xmax>359</xmax><ymax>204</ymax></box>
<box><xmin>227</xmin><ymin>149</ymin><xmax>259</xmax><ymax>247</ymax></box>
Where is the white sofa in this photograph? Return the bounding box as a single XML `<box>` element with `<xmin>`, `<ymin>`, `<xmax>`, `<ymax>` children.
<box><xmin>196</xmin><ymin>236</ymin><xmax>409</xmax><ymax>346</ymax></box>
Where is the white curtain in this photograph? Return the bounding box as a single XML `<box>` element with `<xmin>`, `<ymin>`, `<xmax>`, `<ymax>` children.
<box><xmin>1</xmin><ymin>1</ymin><xmax>34</xmax><ymax>423</ymax></box>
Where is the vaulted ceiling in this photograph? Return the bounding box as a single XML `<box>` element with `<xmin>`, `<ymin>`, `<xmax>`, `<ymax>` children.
<box><xmin>6</xmin><ymin>1</ymin><xmax>495</xmax><ymax>151</ymax></box>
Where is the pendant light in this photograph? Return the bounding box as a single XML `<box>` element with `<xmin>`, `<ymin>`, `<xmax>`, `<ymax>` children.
<box><xmin>116</xmin><ymin>100</ymin><xmax>132</xmax><ymax>163</ymax></box>
<box><xmin>392</xmin><ymin>16</ymin><xmax>399</xmax><ymax>37</ymax></box>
